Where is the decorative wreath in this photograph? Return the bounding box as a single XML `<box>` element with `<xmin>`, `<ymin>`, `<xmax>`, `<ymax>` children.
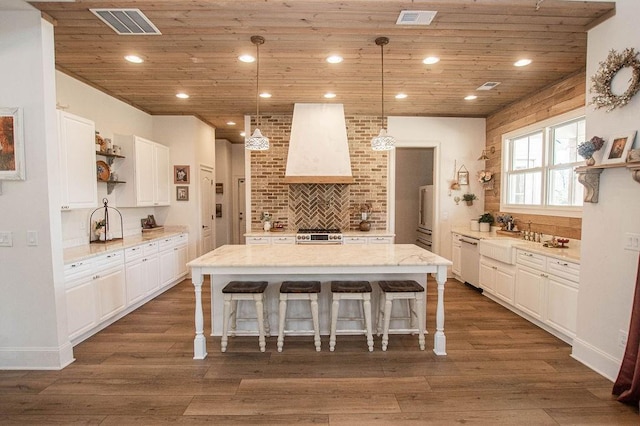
<box><xmin>590</xmin><ymin>47</ymin><xmax>640</xmax><ymax>112</ymax></box>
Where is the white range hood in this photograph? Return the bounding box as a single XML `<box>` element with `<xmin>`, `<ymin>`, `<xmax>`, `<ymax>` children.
<box><xmin>284</xmin><ymin>103</ymin><xmax>354</xmax><ymax>184</ymax></box>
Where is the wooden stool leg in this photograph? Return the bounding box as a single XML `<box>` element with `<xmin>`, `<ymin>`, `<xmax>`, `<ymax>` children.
<box><xmin>382</xmin><ymin>295</ymin><xmax>392</xmax><ymax>351</ymax></box>
<box><xmin>229</xmin><ymin>299</ymin><xmax>238</xmax><ymax>337</ymax></box>
<box><xmin>416</xmin><ymin>293</ymin><xmax>426</xmax><ymax>350</ymax></box>
<box><xmin>330</xmin><ymin>296</ymin><xmax>340</xmax><ymax>352</ymax></box>
<box><xmin>311</xmin><ymin>295</ymin><xmax>321</xmax><ymax>352</ymax></box>
<box><xmin>255</xmin><ymin>295</ymin><xmax>266</xmax><ymax>352</ymax></box>
<box><xmin>221</xmin><ymin>295</ymin><xmax>231</xmax><ymax>352</ymax></box>
<box><xmin>363</xmin><ymin>294</ymin><xmax>374</xmax><ymax>352</ymax></box>
<box><xmin>277</xmin><ymin>296</ymin><xmax>287</xmax><ymax>352</ymax></box>
<box><xmin>377</xmin><ymin>293</ymin><xmax>385</xmax><ymax>336</ymax></box>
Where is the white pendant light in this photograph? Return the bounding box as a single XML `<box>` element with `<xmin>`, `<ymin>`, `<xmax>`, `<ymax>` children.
<box><xmin>371</xmin><ymin>37</ymin><xmax>395</xmax><ymax>151</ymax></box>
<box><xmin>246</xmin><ymin>35</ymin><xmax>270</xmax><ymax>151</ymax></box>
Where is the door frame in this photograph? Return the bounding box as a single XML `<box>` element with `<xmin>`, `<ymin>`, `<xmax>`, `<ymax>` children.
<box><xmin>198</xmin><ymin>164</ymin><xmax>215</xmax><ymax>256</ymax></box>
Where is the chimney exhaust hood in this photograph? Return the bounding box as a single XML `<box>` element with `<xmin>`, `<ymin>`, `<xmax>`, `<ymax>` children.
<box><xmin>284</xmin><ymin>103</ymin><xmax>354</xmax><ymax>184</ymax></box>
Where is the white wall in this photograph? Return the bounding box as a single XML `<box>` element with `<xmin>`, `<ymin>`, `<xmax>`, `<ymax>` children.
<box><xmin>572</xmin><ymin>0</ymin><xmax>640</xmax><ymax>380</ymax></box>
<box><xmin>0</xmin><ymin>6</ymin><xmax>73</xmax><ymax>368</ymax></box>
<box><xmin>389</xmin><ymin>117</ymin><xmax>486</xmax><ymax>261</ymax></box>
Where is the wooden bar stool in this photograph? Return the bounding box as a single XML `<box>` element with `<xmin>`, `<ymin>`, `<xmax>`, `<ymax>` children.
<box><xmin>277</xmin><ymin>281</ymin><xmax>321</xmax><ymax>352</ymax></box>
<box><xmin>221</xmin><ymin>281</ymin><xmax>269</xmax><ymax>352</ymax></box>
<box><xmin>376</xmin><ymin>280</ymin><xmax>425</xmax><ymax>351</ymax></box>
<box><xmin>329</xmin><ymin>280</ymin><xmax>374</xmax><ymax>352</ymax></box>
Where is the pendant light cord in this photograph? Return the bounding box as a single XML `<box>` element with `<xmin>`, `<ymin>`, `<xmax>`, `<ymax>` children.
<box><xmin>380</xmin><ymin>42</ymin><xmax>385</xmax><ymax>129</ymax></box>
<box><xmin>255</xmin><ymin>40</ymin><xmax>260</xmax><ymax>128</ymax></box>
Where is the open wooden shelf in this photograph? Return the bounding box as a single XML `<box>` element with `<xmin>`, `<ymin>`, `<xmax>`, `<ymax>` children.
<box><xmin>574</xmin><ymin>161</ymin><xmax>640</xmax><ymax>203</ymax></box>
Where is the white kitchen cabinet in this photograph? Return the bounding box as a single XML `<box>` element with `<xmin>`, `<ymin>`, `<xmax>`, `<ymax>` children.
<box><xmin>245</xmin><ymin>235</ymin><xmax>295</xmax><ymax>245</ymax></box>
<box><xmin>159</xmin><ymin>234</ymin><xmax>190</xmax><ymax>287</ymax></box>
<box><xmin>246</xmin><ymin>236</ymin><xmax>271</xmax><ymax>245</ymax></box>
<box><xmin>114</xmin><ymin>135</ymin><xmax>171</xmax><ymax>207</ymax></box>
<box><xmin>343</xmin><ymin>236</ymin><xmax>367</xmax><ymax>244</ymax></box>
<box><xmin>515</xmin><ymin>264</ymin><xmax>545</xmax><ymax>320</ymax></box>
<box><xmin>480</xmin><ymin>256</ymin><xmax>516</xmax><ymax>304</ymax></box>
<box><xmin>546</xmin><ymin>274</ymin><xmax>579</xmax><ymax>336</ymax></box>
<box><xmin>126</xmin><ymin>241</ymin><xmax>161</xmax><ymax>304</ymax></box>
<box><xmin>367</xmin><ymin>236</ymin><xmax>394</xmax><ymax>244</ymax></box>
<box><xmin>94</xmin><ymin>251</ymin><xmax>126</xmax><ymax>322</ymax></box>
<box><xmin>271</xmin><ymin>236</ymin><xmax>296</xmax><ymax>244</ymax></box>
<box><xmin>64</xmin><ymin>258</ymin><xmax>97</xmax><ymax>340</ymax></box>
<box><xmin>57</xmin><ymin>111</ymin><xmax>97</xmax><ymax>210</ymax></box>
<box><xmin>451</xmin><ymin>233</ymin><xmax>462</xmax><ymax>278</ymax></box>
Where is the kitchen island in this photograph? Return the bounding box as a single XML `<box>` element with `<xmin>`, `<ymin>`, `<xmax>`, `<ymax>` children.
<box><xmin>188</xmin><ymin>244</ymin><xmax>452</xmax><ymax>359</ymax></box>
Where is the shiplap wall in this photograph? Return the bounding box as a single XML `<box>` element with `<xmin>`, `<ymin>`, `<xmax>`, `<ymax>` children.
<box><xmin>484</xmin><ymin>71</ymin><xmax>586</xmax><ymax>240</ymax></box>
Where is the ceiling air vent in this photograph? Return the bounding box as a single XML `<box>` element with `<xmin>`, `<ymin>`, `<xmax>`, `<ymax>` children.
<box><xmin>396</xmin><ymin>10</ymin><xmax>437</xmax><ymax>26</ymax></box>
<box><xmin>477</xmin><ymin>82</ymin><xmax>501</xmax><ymax>91</ymax></box>
<box><xmin>90</xmin><ymin>9</ymin><xmax>161</xmax><ymax>35</ymax></box>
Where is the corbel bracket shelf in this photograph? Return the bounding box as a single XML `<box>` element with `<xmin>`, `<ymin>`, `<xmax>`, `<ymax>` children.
<box><xmin>575</xmin><ymin>161</ymin><xmax>640</xmax><ymax>203</ymax></box>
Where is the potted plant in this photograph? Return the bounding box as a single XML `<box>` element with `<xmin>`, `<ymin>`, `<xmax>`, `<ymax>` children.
<box><xmin>478</xmin><ymin>212</ymin><xmax>494</xmax><ymax>232</ymax></box>
<box><xmin>462</xmin><ymin>193</ymin><xmax>477</xmax><ymax>206</ymax></box>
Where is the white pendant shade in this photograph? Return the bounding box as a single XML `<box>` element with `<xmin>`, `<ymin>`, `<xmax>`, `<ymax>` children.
<box><xmin>371</xmin><ymin>128</ymin><xmax>395</xmax><ymax>151</ymax></box>
<box><xmin>245</xmin><ymin>128</ymin><xmax>270</xmax><ymax>150</ymax></box>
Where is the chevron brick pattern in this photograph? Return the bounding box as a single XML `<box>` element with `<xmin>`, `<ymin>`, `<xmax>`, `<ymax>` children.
<box><xmin>250</xmin><ymin>114</ymin><xmax>388</xmax><ymax>232</ymax></box>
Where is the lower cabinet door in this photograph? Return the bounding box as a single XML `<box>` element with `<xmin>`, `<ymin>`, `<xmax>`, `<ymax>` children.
<box><xmin>515</xmin><ymin>266</ymin><xmax>544</xmax><ymax>320</ymax></box>
<box><xmin>479</xmin><ymin>261</ymin><xmax>495</xmax><ymax>294</ymax></box>
<box><xmin>125</xmin><ymin>259</ymin><xmax>146</xmax><ymax>305</ymax></box>
<box><xmin>159</xmin><ymin>249</ymin><xmax>176</xmax><ymax>287</ymax></box>
<box><xmin>494</xmin><ymin>267</ymin><xmax>515</xmax><ymax>304</ymax></box>
<box><xmin>95</xmin><ymin>267</ymin><xmax>126</xmax><ymax>321</ymax></box>
<box><xmin>66</xmin><ymin>280</ymin><xmax>97</xmax><ymax>340</ymax></box>
<box><xmin>546</xmin><ymin>275</ymin><xmax>578</xmax><ymax>336</ymax></box>
<box><xmin>145</xmin><ymin>255</ymin><xmax>160</xmax><ymax>294</ymax></box>
<box><xmin>175</xmin><ymin>244</ymin><xmax>188</xmax><ymax>278</ymax></box>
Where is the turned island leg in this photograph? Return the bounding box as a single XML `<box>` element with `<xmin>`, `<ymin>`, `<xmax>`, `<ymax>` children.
<box><xmin>433</xmin><ymin>266</ymin><xmax>447</xmax><ymax>356</ymax></box>
<box><xmin>192</xmin><ymin>269</ymin><xmax>208</xmax><ymax>359</ymax></box>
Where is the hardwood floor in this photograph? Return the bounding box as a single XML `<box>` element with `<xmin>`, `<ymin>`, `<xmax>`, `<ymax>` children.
<box><xmin>1</xmin><ymin>278</ymin><xmax>637</xmax><ymax>424</ymax></box>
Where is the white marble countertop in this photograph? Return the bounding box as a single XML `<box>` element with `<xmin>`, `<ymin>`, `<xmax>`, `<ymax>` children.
<box><xmin>188</xmin><ymin>243</ymin><xmax>450</xmax><ymax>269</ymax></box>
<box><xmin>64</xmin><ymin>227</ymin><xmax>187</xmax><ymax>264</ymax></box>
<box><xmin>452</xmin><ymin>226</ymin><xmax>581</xmax><ymax>262</ymax></box>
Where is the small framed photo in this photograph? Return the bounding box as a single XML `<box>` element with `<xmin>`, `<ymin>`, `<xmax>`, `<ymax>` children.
<box><xmin>216</xmin><ymin>203</ymin><xmax>222</xmax><ymax>218</ymax></box>
<box><xmin>174</xmin><ymin>165</ymin><xmax>190</xmax><ymax>184</ymax></box>
<box><xmin>601</xmin><ymin>131</ymin><xmax>636</xmax><ymax>164</ymax></box>
<box><xmin>0</xmin><ymin>107</ymin><xmax>25</xmax><ymax>180</ymax></box>
<box><xmin>176</xmin><ymin>185</ymin><xmax>189</xmax><ymax>201</ymax></box>
<box><xmin>216</xmin><ymin>183</ymin><xmax>223</xmax><ymax>194</ymax></box>
<box><xmin>457</xmin><ymin>170</ymin><xmax>469</xmax><ymax>186</ymax></box>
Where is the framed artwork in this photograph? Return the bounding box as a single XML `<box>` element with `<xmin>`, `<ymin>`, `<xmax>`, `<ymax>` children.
<box><xmin>216</xmin><ymin>183</ymin><xmax>223</xmax><ymax>194</ymax></box>
<box><xmin>457</xmin><ymin>170</ymin><xmax>469</xmax><ymax>186</ymax></box>
<box><xmin>174</xmin><ymin>165</ymin><xmax>190</xmax><ymax>184</ymax></box>
<box><xmin>216</xmin><ymin>203</ymin><xmax>222</xmax><ymax>217</ymax></box>
<box><xmin>176</xmin><ymin>185</ymin><xmax>189</xmax><ymax>201</ymax></box>
<box><xmin>0</xmin><ymin>107</ymin><xmax>25</xmax><ymax>180</ymax></box>
<box><xmin>601</xmin><ymin>131</ymin><xmax>636</xmax><ymax>164</ymax></box>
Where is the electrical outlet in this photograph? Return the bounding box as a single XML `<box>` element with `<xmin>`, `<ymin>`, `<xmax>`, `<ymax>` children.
<box><xmin>624</xmin><ymin>233</ymin><xmax>640</xmax><ymax>252</ymax></box>
<box><xmin>619</xmin><ymin>330</ymin><xmax>628</xmax><ymax>348</ymax></box>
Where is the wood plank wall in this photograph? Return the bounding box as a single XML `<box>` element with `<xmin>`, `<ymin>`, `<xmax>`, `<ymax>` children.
<box><xmin>484</xmin><ymin>71</ymin><xmax>586</xmax><ymax>240</ymax></box>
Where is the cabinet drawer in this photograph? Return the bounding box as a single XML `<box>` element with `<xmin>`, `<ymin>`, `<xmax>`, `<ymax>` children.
<box><xmin>517</xmin><ymin>250</ymin><xmax>546</xmax><ymax>270</ymax></box>
<box><xmin>271</xmin><ymin>236</ymin><xmax>295</xmax><ymax>244</ymax></box>
<box><xmin>94</xmin><ymin>250</ymin><xmax>124</xmax><ymax>271</ymax></box>
<box><xmin>174</xmin><ymin>233</ymin><xmax>188</xmax><ymax>247</ymax></box>
<box><xmin>143</xmin><ymin>241</ymin><xmax>159</xmax><ymax>256</ymax></box>
<box><xmin>368</xmin><ymin>236</ymin><xmax>393</xmax><ymax>244</ymax></box>
<box><xmin>547</xmin><ymin>258</ymin><xmax>580</xmax><ymax>283</ymax></box>
<box><xmin>343</xmin><ymin>236</ymin><xmax>367</xmax><ymax>244</ymax></box>
<box><xmin>159</xmin><ymin>237</ymin><xmax>175</xmax><ymax>251</ymax></box>
<box><xmin>246</xmin><ymin>236</ymin><xmax>271</xmax><ymax>245</ymax></box>
<box><xmin>64</xmin><ymin>259</ymin><xmax>93</xmax><ymax>282</ymax></box>
<box><xmin>125</xmin><ymin>245</ymin><xmax>144</xmax><ymax>262</ymax></box>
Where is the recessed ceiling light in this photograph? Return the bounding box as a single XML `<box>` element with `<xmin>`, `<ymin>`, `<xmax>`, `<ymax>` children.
<box><xmin>176</xmin><ymin>92</ymin><xmax>189</xmax><ymax>99</ymax></box>
<box><xmin>240</xmin><ymin>131</ymin><xmax>246</xmax><ymax>137</ymax></box>
<box><xmin>464</xmin><ymin>95</ymin><xmax>478</xmax><ymax>101</ymax></box>
<box><xmin>423</xmin><ymin>56</ymin><xmax>440</xmax><ymax>65</ymax></box>
<box><xmin>326</xmin><ymin>55</ymin><xmax>343</xmax><ymax>64</ymax></box>
<box><xmin>124</xmin><ymin>55</ymin><xmax>144</xmax><ymax>63</ymax></box>
<box><xmin>238</xmin><ymin>54</ymin><xmax>255</xmax><ymax>63</ymax></box>
<box><xmin>324</xmin><ymin>92</ymin><xmax>337</xmax><ymax>99</ymax></box>
<box><xmin>395</xmin><ymin>93</ymin><xmax>408</xmax><ymax>99</ymax></box>
<box><xmin>226</xmin><ymin>121</ymin><xmax>236</xmax><ymax>126</ymax></box>
<box><xmin>259</xmin><ymin>92</ymin><xmax>272</xmax><ymax>98</ymax></box>
<box><xmin>514</xmin><ymin>58</ymin><xmax>532</xmax><ymax>67</ymax></box>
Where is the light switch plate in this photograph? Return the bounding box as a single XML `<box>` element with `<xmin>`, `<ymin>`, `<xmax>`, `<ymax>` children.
<box><xmin>27</xmin><ymin>230</ymin><xmax>38</xmax><ymax>247</ymax></box>
<box><xmin>0</xmin><ymin>231</ymin><xmax>13</xmax><ymax>247</ymax></box>
<box><xmin>624</xmin><ymin>233</ymin><xmax>640</xmax><ymax>252</ymax></box>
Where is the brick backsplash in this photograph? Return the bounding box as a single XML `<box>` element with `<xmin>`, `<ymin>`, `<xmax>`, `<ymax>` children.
<box><xmin>250</xmin><ymin>115</ymin><xmax>388</xmax><ymax>231</ymax></box>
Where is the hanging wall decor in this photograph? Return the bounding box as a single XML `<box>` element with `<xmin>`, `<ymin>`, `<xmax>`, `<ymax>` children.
<box><xmin>0</xmin><ymin>107</ymin><xmax>25</xmax><ymax>180</ymax></box>
<box><xmin>457</xmin><ymin>165</ymin><xmax>469</xmax><ymax>185</ymax></box>
<box><xmin>591</xmin><ymin>47</ymin><xmax>640</xmax><ymax>112</ymax></box>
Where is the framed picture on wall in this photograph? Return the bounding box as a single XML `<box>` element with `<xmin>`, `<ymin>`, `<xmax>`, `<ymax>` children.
<box><xmin>601</xmin><ymin>131</ymin><xmax>636</xmax><ymax>164</ymax></box>
<box><xmin>174</xmin><ymin>165</ymin><xmax>190</xmax><ymax>184</ymax></box>
<box><xmin>176</xmin><ymin>186</ymin><xmax>189</xmax><ymax>201</ymax></box>
<box><xmin>0</xmin><ymin>107</ymin><xmax>25</xmax><ymax>180</ymax></box>
<box><xmin>457</xmin><ymin>170</ymin><xmax>469</xmax><ymax>186</ymax></box>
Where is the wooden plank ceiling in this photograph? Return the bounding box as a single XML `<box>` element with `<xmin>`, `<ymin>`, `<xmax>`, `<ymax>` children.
<box><xmin>29</xmin><ymin>0</ymin><xmax>615</xmax><ymax>143</ymax></box>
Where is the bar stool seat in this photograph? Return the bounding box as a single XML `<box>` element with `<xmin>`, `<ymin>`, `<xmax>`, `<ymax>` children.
<box><xmin>376</xmin><ymin>280</ymin><xmax>425</xmax><ymax>351</ymax></box>
<box><xmin>221</xmin><ymin>281</ymin><xmax>269</xmax><ymax>352</ymax></box>
<box><xmin>277</xmin><ymin>281</ymin><xmax>321</xmax><ymax>352</ymax></box>
<box><xmin>329</xmin><ymin>280</ymin><xmax>374</xmax><ymax>352</ymax></box>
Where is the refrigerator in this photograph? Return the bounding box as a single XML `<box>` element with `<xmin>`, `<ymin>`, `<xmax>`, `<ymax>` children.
<box><xmin>416</xmin><ymin>185</ymin><xmax>434</xmax><ymax>252</ymax></box>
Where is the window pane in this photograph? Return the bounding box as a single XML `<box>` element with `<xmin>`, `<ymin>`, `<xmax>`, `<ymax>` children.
<box><xmin>508</xmin><ymin>172</ymin><xmax>542</xmax><ymax>205</ymax></box>
<box><xmin>511</xmin><ymin>132</ymin><xmax>543</xmax><ymax>170</ymax></box>
<box><xmin>548</xmin><ymin>168</ymin><xmax>572</xmax><ymax>205</ymax></box>
<box><xmin>552</xmin><ymin>119</ymin><xmax>585</xmax><ymax>165</ymax></box>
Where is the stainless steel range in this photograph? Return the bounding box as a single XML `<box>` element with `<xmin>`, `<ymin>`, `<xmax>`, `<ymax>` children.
<box><xmin>295</xmin><ymin>228</ymin><xmax>343</xmax><ymax>244</ymax></box>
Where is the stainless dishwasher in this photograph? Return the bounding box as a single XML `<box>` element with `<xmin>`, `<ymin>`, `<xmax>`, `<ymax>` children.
<box><xmin>459</xmin><ymin>235</ymin><xmax>480</xmax><ymax>289</ymax></box>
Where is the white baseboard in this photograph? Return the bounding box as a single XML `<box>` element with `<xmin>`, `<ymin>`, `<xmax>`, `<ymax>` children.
<box><xmin>0</xmin><ymin>341</ymin><xmax>74</xmax><ymax>370</ymax></box>
<box><xmin>571</xmin><ymin>337</ymin><xmax>621</xmax><ymax>382</ymax></box>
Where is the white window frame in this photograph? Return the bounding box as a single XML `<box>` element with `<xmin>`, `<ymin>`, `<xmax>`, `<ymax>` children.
<box><xmin>500</xmin><ymin>108</ymin><xmax>585</xmax><ymax>218</ymax></box>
